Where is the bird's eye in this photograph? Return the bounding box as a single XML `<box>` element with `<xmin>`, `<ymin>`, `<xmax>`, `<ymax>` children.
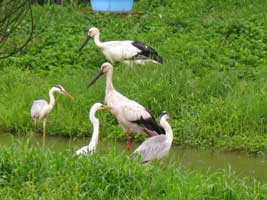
<box><xmin>102</xmin><ymin>65</ymin><xmax>108</xmax><ymax>71</ymax></box>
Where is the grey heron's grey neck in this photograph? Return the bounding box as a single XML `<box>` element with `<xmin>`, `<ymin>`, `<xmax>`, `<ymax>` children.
<box><xmin>160</xmin><ymin>118</ymin><xmax>173</xmax><ymax>141</ymax></box>
<box><xmin>93</xmin><ymin>31</ymin><xmax>103</xmax><ymax>48</ymax></box>
<box><xmin>106</xmin><ymin>69</ymin><xmax>114</xmax><ymax>93</ymax></box>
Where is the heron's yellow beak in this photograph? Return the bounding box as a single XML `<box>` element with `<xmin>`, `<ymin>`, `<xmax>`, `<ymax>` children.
<box><xmin>63</xmin><ymin>90</ymin><xmax>74</xmax><ymax>100</ymax></box>
<box><xmin>102</xmin><ymin>105</ymin><xmax>110</xmax><ymax>110</ymax></box>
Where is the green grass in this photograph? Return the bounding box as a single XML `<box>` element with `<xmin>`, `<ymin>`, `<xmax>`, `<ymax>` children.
<box><xmin>1</xmin><ymin>0</ymin><xmax>267</xmax><ymax>154</ymax></box>
<box><xmin>0</xmin><ymin>142</ymin><xmax>266</xmax><ymax>199</ymax></box>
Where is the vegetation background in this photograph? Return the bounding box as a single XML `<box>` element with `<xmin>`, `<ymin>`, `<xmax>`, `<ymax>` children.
<box><xmin>1</xmin><ymin>0</ymin><xmax>267</xmax><ymax>154</ymax></box>
<box><xmin>1</xmin><ymin>0</ymin><xmax>267</xmax><ymax>199</ymax></box>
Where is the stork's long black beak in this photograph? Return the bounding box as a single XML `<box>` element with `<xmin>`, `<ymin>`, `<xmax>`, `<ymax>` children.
<box><xmin>79</xmin><ymin>35</ymin><xmax>91</xmax><ymax>51</ymax></box>
<box><xmin>87</xmin><ymin>70</ymin><xmax>104</xmax><ymax>88</ymax></box>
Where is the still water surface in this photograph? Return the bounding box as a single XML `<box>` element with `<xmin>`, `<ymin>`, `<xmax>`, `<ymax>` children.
<box><xmin>1</xmin><ymin>133</ymin><xmax>266</xmax><ymax>182</ymax></box>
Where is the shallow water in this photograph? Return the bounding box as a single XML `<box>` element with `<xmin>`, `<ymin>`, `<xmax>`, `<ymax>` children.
<box><xmin>1</xmin><ymin>133</ymin><xmax>267</xmax><ymax>182</ymax></box>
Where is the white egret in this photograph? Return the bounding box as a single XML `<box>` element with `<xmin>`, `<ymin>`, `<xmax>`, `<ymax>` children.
<box><xmin>87</xmin><ymin>62</ymin><xmax>165</xmax><ymax>151</ymax></box>
<box><xmin>133</xmin><ymin>111</ymin><xmax>173</xmax><ymax>163</ymax></box>
<box><xmin>79</xmin><ymin>27</ymin><xmax>163</xmax><ymax>65</ymax></box>
<box><xmin>76</xmin><ymin>103</ymin><xmax>109</xmax><ymax>155</ymax></box>
<box><xmin>30</xmin><ymin>85</ymin><xmax>73</xmax><ymax>145</ymax></box>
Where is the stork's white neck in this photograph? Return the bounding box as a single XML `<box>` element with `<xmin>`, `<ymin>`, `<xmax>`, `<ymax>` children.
<box><xmin>160</xmin><ymin>117</ymin><xmax>173</xmax><ymax>142</ymax></box>
<box><xmin>93</xmin><ymin>31</ymin><xmax>104</xmax><ymax>48</ymax></box>
<box><xmin>89</xmin><ymin>110</ymin><xmax>100</xmax><ymax>143</ymax></box>
<box><xmin>105</xmin><ymin>68</ymin><xmax>114</xmax><ymax>95</ymax></box>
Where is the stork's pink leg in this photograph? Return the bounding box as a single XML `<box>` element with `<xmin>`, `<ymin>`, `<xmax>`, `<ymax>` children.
<box><xmin>126</xmin><ymin>132</ymin><xmax>132</xmax><ymax>152</ymax></box>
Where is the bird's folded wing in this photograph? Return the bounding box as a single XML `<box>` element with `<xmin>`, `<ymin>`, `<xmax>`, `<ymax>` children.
<box><xmin>131</xmin><ymin>41</ymin><xmax>163</xmax><ymax>63</ymax></box>
<box><xmin>134</xmin><ymin>136</ymin><xmax>169</xmax><ymax>161</ymax></box>
<box><xmin>30</xmin><ymin>100</ymin><xmax>48</xmax><ymax>118</ymax></box>
<box><xmin>121</xmin><ymin>104</ymin><xmax>164</xmax><ymax>135</ymax></box>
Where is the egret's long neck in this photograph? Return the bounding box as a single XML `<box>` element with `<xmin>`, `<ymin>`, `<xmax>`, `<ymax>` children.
<box><xmin>48</xmin><ymin>89</ymin><xmax>56</xmax><ymax>110</ymax></box>
<box><xmin>160</xmin><ymin>118</ymin><xmax>173</xmax><ymax>141</ymax></box>
<box><xmin>89</xmin><ymin>111</ymin><xmax>99</xmax><ymax>143</ymax></box>
<box><xmin>94</xmin><ymin>31</ymin><xmax>104</xmax><ymax>48</ymax></box>
<box><xmin>106</xmin><ymin>69</ymin><xmax>114</xmax><ymax>94</ymax></box>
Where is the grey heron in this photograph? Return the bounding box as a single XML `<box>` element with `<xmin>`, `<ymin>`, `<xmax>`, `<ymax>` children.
<box><xmin>87</xmin><ymin>62</ymin><xmax>165</xmax><ymax>151</ymax></box>
<box><xmin>76</xmin><ymin>102</ymin><xmax>109</xmax><ymax>155</ymax></box>
<box><xmin>133</xmin><ymin>111</ymin><xmax>173</xmax><ymax>163</ymax></box>
<box><xmin>30</xmin><ymin>85</ymin><xmax>73</xmax><ymax>146</ymax></box>
<box><xmin>79</xmin><ymin>27</ymin><xmax>163</xmax><ymax>65</ymax></box>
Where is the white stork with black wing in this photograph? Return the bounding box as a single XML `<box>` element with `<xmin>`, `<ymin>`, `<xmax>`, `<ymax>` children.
<box><xmin>79</xmin><ymin>27</ymin><xmax>163</xmax><ymax>66</ymax></box>
<box><xmin>87</xmin><ymin>63</ymin><xmax>165</xmax><ymax>151</ymax></box>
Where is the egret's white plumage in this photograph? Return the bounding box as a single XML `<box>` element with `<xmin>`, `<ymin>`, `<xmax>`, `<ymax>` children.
<box><xmin>88</xmin><ymin>62</ymin><xmax>165</xmax><ymax>151</ymax></box>
<box><xmin>76</xmin><ymin>103</ymin><xmax>109</xmax><ymax>155</ymax></box>
<box><xmin>79</xmin><ymin>27</ymin><xmax>163</xmax><ymax>65</ymax></box>
<box><xmin>30</xmin><ymin>85</ymin><xmax>73</xmax><ymax>145</ymax></box>
<box><xmin>133</xmin><ymin>112</ymin><xmax>173</xmax><ymax>162</ymax></box>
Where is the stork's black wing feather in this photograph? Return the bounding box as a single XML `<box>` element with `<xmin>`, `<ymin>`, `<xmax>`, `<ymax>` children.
<box><xmin>146</xmin><ymin>109</ymin><xmax>165</xmax><ymax>135</ymax></box>
<box><xmin>132</xmin><ymin>41</ymin><xmax>163</xmax><ymax>63</ymax></box>
<box><xmin>131</xmin><ymin>116</ymin><xmax>165</xmax><ymax>135</ymax></box>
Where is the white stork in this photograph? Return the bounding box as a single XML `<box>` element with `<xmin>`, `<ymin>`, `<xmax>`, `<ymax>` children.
<box><xmin>76</xmin><ymin>102</ymin><xmax>109</xmax><ymax>155</ymax></box>
<box><xmin>87</xmin><ymin>62</ymin><xmax>165</xmax><ymax>151</ymax></box>
<box><xmin>133</xmin><ymin>111</ymin><xmax>173</xmax><ymax>163</ymax></box>
<box><xmin>79</xmin><ymin>27</ymin><xmax>163</xmax><ymax>65</ymax></box>
<box><xmin>30</xmin><ymin>85</ymin><xmax>73</xmax><ymax>146</ymax></box>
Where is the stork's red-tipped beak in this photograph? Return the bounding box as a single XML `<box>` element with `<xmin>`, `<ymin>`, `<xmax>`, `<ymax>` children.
<box><xmin>79</xmin><ymin>35</ymin><xmax>91</xmax><ymax>51</ymax></box>
<box><xmin>87</xmin><ymin>70</ymin><xmax>104</xmax><ymax>88</ymax></box>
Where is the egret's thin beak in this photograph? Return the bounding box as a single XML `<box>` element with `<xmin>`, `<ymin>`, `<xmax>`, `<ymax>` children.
<box><xmin>87</xmin><ymin>70</ymin><xmax>104</xmax><ymax>88</ymax></box>
<box><xmin>79</xmin><ymin>35</ymin><xmax>91</xmax><ymax>51</ymax></box>
<box><xmin>63</xmin><ymin>90</ymin><xmax>74</xmax><ymax>100</ymax></box>
<box><xmin>102</xmin><ymin>105</ymin><xmax>110</xmax><ymax>110</ymax></box>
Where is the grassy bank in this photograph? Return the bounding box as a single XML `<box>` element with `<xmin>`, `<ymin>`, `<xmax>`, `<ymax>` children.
<box><xmin>0</xmin><ymin>142</ymin><xmax>266</xmax><ymax>199</ymax></box>
<box><xmin>1</xmin><ymin>0</ymin><xmax>267</xmax><ymax>154</ymax></box>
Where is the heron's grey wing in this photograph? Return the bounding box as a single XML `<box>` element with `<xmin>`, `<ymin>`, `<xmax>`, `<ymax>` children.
<box><xmin>30</xmin><ymin>100</ymin><xmax>48</xmax><ymax>119</ymax></box>
<box><xmin>133</xmin><ymin>135</ymin><xmax>171</xmax><ymax>162</ymax></box>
